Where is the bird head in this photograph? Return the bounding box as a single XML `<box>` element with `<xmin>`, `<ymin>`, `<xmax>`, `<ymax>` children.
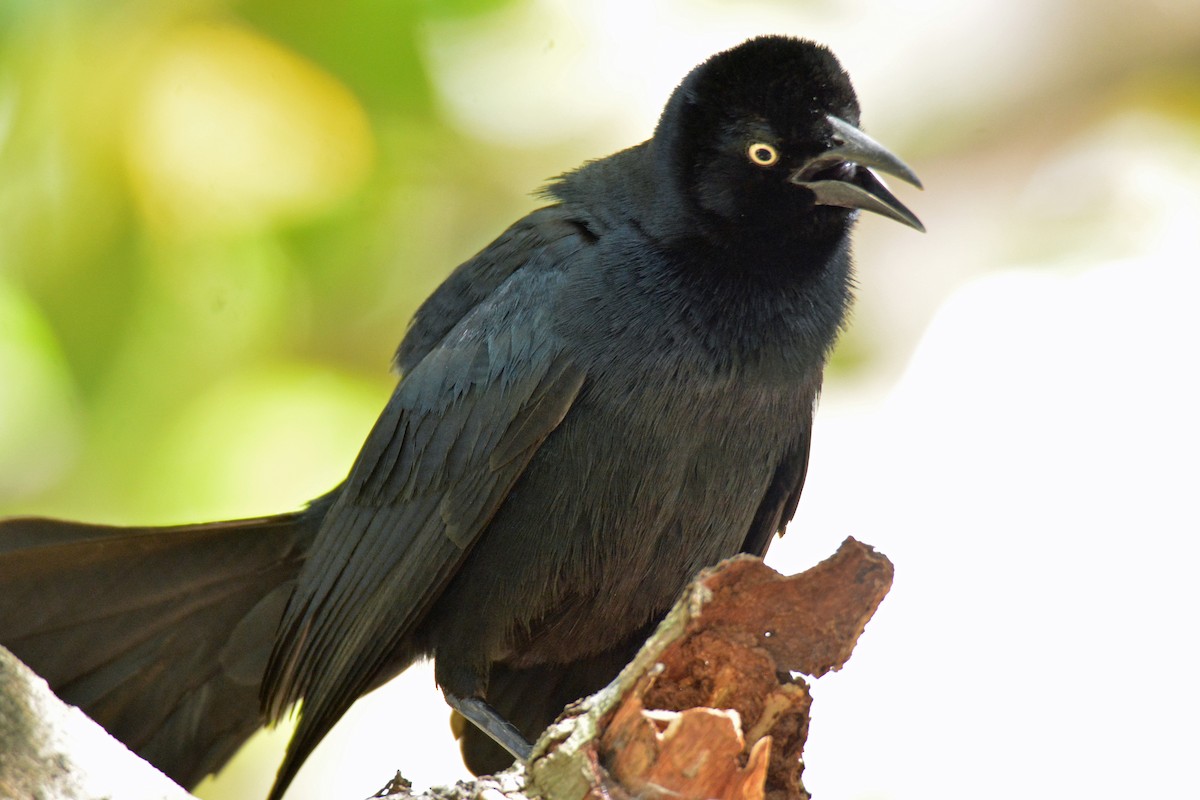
<box><xmin>654</xmin><ymin>36</ymin><xmax>924</xmax><ymax>240</ymax></box>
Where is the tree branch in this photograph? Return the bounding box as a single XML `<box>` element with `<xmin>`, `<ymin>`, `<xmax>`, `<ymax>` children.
<box><xmin>385</xmin><ymin>538</ymin><xmax>894</xmax><ymax>800</ymax></box>
<box><xmin>0</xmin><ymin>644</ymin><xmax>197</xmax><ymax>800</ymax></box>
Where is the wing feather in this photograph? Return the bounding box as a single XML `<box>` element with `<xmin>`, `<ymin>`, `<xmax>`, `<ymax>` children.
<box><xmin>259</xmin><ymin>214</ymin><xmax>591</xmax><ymax>799</ymax></box>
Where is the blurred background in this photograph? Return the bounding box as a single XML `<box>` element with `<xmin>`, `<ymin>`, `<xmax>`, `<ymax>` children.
<box><xmin>1</xmin><ymin>0</ymin><xmax>1197</xmax><ymax>798</ymax></box>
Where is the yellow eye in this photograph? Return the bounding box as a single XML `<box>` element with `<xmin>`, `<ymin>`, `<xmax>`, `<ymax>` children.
<box><xmin>747</xmin><ymin>142</ymin><xmax>779</xmax><ymax>167</ymax></box>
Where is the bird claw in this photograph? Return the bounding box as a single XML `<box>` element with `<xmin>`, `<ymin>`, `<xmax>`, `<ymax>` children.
<box><xmin>444</xmin><ymin>692</ymin><xmax>534</xmax><ymax>762</ymax></box>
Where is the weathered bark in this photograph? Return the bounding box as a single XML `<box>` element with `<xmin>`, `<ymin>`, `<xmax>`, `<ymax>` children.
<box><xmin>384</xmin><ymin>538</ymin><xmax>894</xmax><ymax>800</ymax></box>
<box><xmin>0</xmin><ymin>645</ymin><xmax>196</xmax><ymax>800</ymax></box>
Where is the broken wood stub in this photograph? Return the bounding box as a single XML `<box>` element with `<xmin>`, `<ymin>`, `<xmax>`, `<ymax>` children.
<box><xmin>380</xmin><ymin>539</ymin><xmax>893</xmax><ymax>800</ymax></box>
<box><xmin>595</xmin><ymin>539</ymin><xmax>893</xmax><ymax>800</ymax></box>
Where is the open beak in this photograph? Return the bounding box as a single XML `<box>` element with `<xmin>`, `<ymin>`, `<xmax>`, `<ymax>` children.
<box><xmin>790</xmin><ymin>115</ymin><xmax>925</xmax><ymax>232</ymax></box>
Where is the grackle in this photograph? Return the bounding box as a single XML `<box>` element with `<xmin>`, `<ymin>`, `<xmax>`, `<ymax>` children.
<box><xmin>0</xmin><ymin>35</ymin><xmax>921</xmax><ymax>799</ymax></box>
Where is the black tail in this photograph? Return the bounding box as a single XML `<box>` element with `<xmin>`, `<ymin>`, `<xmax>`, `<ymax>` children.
<box><xmin>0</xmin><ymin>497</ymin><xmax>332</xmax><ymax>789</ymax></box>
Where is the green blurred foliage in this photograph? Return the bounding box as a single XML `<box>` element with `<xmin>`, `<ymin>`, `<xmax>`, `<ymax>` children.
<box><xmin>0</xmin><ymin>0</ymin><xmax>528</xmax><ymax>522</ymax></box>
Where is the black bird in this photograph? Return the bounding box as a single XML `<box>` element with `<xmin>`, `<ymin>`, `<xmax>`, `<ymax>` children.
<box><xmin>0</xmin><ymin>35</ymin><xmax>921</xmax><ymax>799</ymax></box>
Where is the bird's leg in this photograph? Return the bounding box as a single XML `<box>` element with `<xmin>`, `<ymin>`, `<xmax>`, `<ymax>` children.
<box><xmin>444</xmin><ymin>691</ymin><xmax>533</xmax><ymax>762</ymax></box>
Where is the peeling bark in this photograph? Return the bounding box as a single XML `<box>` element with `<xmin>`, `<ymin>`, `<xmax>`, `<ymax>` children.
<box><xmin>385</xmin><ymin>538</ymin><xmax>894</xmax><ymax>800</ymax></box>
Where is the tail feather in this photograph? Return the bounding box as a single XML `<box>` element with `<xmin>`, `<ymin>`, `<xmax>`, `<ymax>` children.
<box><xmin>0</xmin><ymin>505</ymin><xmax>327</xmax><ymax>788</ymax></box>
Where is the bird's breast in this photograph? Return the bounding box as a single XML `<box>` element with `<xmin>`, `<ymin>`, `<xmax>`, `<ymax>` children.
<box><xmin>433</xmin><ymin>346</ymin><xmax>819</xmax><ymax>668</ymax></box>
<box><xmin>426</xmin><ymin>239</ymin><xmax>838</xmax><ymax>671</ymax></box>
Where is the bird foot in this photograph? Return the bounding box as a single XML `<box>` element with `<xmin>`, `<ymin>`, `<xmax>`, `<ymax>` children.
<box><xmin>444</xmin><ymin>692</ymin><xmax>533</xmax><ymax>762</ymax></box>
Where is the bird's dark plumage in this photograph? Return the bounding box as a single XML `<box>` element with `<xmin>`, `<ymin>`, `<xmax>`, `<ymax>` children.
<box><xmin>0</xmin><ymin>35</ymin><xmax>921</xmax><ymax>799</ymax></box>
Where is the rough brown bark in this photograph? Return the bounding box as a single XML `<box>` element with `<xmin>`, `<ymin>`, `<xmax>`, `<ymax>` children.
<box><xmin>381</xmin><ymin>538</ymin><xmax>894</xmax><ymax>800</ymax></box>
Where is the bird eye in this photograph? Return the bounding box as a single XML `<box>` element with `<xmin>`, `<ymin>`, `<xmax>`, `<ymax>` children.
<box><xmin>747</xmin><ymin>142</ymin><xmax>779</xmax><ymax>167</ymax></box>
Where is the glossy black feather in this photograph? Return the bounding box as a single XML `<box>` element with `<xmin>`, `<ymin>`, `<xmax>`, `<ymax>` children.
<box><xmin>0</xmin><ymin>35</ymin><xmax>922</xmax><ymax>799</ymax></box>
<box><xmin>260</xmin><ymin>219</ymin><xmax>591</xmax><ymax>794</ymax></box>
<box><xmin>0</xmin><ymin>503</ymin><xmax>331</xmax><ymax>786</ymax></box>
